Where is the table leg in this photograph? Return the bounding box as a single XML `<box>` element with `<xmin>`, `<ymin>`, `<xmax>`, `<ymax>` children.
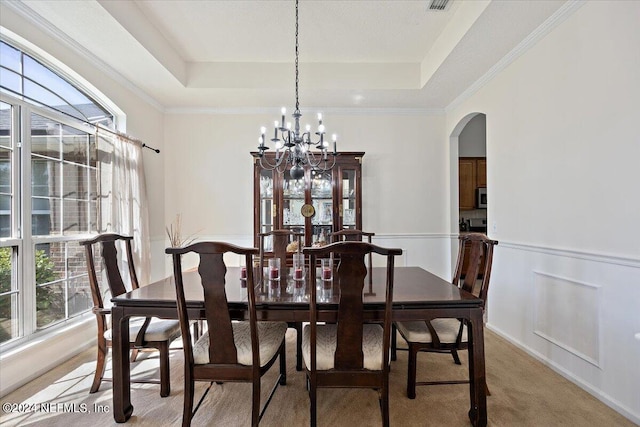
<box><xmin>111</xmin><ymin>306</ymin><xmax>133</xmax><ymax>422</ymax></box>
<box><xmin>467</xmin><ymin>308</ymin><xmax>487</xmax><ymax>427</ymax></box>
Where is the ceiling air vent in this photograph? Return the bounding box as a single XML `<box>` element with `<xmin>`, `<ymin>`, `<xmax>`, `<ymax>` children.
<box><xmin>428</xmin><ymin>0</ymin><xmax>450</xmax><ymax>11</ymax></box>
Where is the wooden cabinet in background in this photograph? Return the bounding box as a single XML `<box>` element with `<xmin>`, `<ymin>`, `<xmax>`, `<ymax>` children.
<box><xmin>459</xmin><ymin>157</ymin><xmax>486</xmax><ymax>210</ymax></box>
<box><xmin>252</xmin><ymin>152</ymin><xmax>364</xmax><ymax>249</ymax></box>
<box><xmin>476</xmin><ymin>158</ymin><xmax>487</xmax><ymax>188</ymax></box>
<box><xmin>459</xmin><ymin>158</ymin><xmax>477</xmax><ymax>210</ymax></box>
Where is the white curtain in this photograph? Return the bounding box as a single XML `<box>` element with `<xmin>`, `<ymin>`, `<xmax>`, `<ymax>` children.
<box><xmin>96</xmin><ymin>126</ymin><xmax>151</xmax><ymax>285</ymax></box>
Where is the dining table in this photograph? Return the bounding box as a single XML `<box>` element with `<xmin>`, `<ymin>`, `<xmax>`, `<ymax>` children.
<box><xmin>109</xmin><ymin>266</ymin><xmax>488</xmax><ymax>426</ymax></box>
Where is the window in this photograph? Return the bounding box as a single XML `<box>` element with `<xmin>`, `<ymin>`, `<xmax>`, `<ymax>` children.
<box><xmin>0</xmin><ymin>40</ymin><xmax>114</xmax><ymax>346</ymax></box>
<box><xmin>0</xmin><ymin>41</ymin><xmax>113</xmax><ymax>127</ymax></box>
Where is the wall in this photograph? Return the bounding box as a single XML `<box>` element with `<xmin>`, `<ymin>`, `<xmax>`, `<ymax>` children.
<box><xmin>447</xmin><ymin>1</ymin><xmax>640</xmax><ymax>422</ymax></box>
<box><xmin>162</xmin><ymin>112</ymin><xmax>453</xmax><ymax>279</ymax></box>
<box><xmin>0</xmin><ymin>4</ymin><xmax>166</xmax><ymax>395</ymax></box>
<box><xmin>458</xmin><ymin>113</ymin><xmax>486</xmax><ymax>157</ymax></box>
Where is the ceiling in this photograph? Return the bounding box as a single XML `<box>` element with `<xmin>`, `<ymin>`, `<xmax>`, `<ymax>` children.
<box><xmin>11</xmin><ymin>0</ymin><xmax>568</xmax><ymax>111</ymax></box>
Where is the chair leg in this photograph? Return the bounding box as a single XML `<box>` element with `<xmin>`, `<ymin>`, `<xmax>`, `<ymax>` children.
<box><xmin>182</xmin><ymin>375</ymin><xmax>194</xmax><ymax>427</ymax></box>
<box><xmin>296</xmin><ymin>323</ymin><xmax>303</xmax><ymax>371</ymax></box>
<box><xmin>309</xmin><ymin>377</ymin><xmax>317</xmax><ymax>427</ymax></box>
<box><xmin>407</xmin><ymin>345</ymin><xmax>418</xmax><ymax>399</ymax></box>
<box><xmin>192</xmin><ymin>321</ymin><xmax>200</xmax><ymax>341</ymax></box>
<box><xmin>391</xmin><ymin>324</ymin><xmax>397</xmax><ymax>361</ymax></box>
<box><xmin>279</xmin><ymin>340</ymin><xmax>287</xmax><ymax>385</ymax></box>
<box><xmin>90</xmin><ymin>338</ymin><xmax>108</xmax><ymax>393</ymax></box>
<box><xmin>252</xmin><ymin>376</ymin><xmax>261</xmax><ymax>427</ymax></box>
<box><xmin>451</xmin><ymin>349</ymin><xmax>462</xmax><ymax>365</ymax></box>
<box><xmin>159</xmin><ymin>342</ymin><xmax>171</xmax><ymax>397</ymax></box>
<box><xmin>380</xmin><ymin>381</ymin><xmax>390</xmax><ymax>427</ymax></box>
<box><xmin>130</xmin><ymin>348</ymin><xmax>139</xmax><ymax>363</ymax></box>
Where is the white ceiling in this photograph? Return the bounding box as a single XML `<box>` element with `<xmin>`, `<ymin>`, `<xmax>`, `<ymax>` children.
<box><xmin>12</xmin><ymin>0</ymin><xmax>568</xmax><ymax>111</ymax></box>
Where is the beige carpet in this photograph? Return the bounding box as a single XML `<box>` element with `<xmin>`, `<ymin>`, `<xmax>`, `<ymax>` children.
<box><xmin>0</xmin><ymin>329</ymin><xmax>635</xmax><ymax>426</ymax></box>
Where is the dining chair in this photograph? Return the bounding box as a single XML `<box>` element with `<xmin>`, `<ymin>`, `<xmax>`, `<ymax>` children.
<box><xmin>258</xmin><ymin>229</ymin><xmax>305</xmax><ymax>370</ymax></box>
<box><xmin>330</xmin><ymin>229</ymin><xmax>376</xmax><ymax>289</ymax></box>
<box><xmin>329</xmin><ymin>229</ymin><xmax>375</xmax><ymax>243</ymax></box>
<box><xmin>393</xmin><ymin>233</ymin><xmax>498</xmax><ymax>399</ymax></box>
<box><xmin>81</xmin><ymin>233</ymin><xmax>182</xmax><ymax>397</ymax></box>
<box><xmin>166</xmin><ymin>241</ymin><xmax>287</xmax><ymax>427</ymax></box>
<box><xmin>303</xmin><ymin>241</ymin><xmax>402</xmax><ymax>427</ymax></box>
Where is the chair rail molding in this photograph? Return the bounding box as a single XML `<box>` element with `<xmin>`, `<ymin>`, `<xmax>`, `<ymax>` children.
<box><xmin>497</xmin><ymin>240</ymin><xmax>640</xmax><ymax>269</ymax></box>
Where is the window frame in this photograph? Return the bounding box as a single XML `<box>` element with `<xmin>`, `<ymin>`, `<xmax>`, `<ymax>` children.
<box><xmin>0</xmin><ymin>37</ymin><xmax>116</xmax><ymax>350</ymax></box>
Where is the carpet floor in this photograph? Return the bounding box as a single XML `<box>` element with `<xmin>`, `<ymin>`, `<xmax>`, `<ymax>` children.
<box><xmin>0</xmin><ymin>329</ymin><xmax>635</xmax><ymax>426</ymax></box>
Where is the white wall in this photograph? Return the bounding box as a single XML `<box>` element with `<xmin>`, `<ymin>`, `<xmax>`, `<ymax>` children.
<box><xmin>162</xmin><ymin>112</ymin><xmax>453</xmax><ymax>278</ymax></box>
<box><xmin>458</xmin><ymin>113</ymin><xmax>486</xmax><ymax>157</ymax></box>
<box><xmin>447</xmin><ymin>1</ymin><xmax>640</xmax><ymax>422</ymax></box>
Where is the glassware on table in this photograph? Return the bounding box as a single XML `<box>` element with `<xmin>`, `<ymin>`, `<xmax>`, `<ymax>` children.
<box><xmin>320</xmin><ymin>258</ymin><xmax>333</xmax><ymax>300</ymax></box>
<box><xmin>267</xmin><ymin>258</ymin><xmax>281</xmax><ymax>298</ymax></box>
<box><xmin>292</xmin><ymin>253</ymin><xmax>306</xmax><ymax>299</ymax></box>
<box><xmin>268</xmin><ymin>258</ymin><xmax>281</xmax><ymax>280</ymax></box>
<box><xmin>239</xmin><ymin>256</ymin><xmax>248</xmax><ymax>287</ymax></box>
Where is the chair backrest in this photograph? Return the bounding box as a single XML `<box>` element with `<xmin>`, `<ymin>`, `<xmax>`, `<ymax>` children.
<box><xmin>330</xmin><ymin>229</ymin><xmax>374</xmax><ymax>243</ymax></box>
<box><xmin>452</xmin><ymin>233</ymin><xmax>498</xmax><ymax>310</ymax></box>
<box><xmin>258</xmin><ymin>229</ymin><xmax>304</xmax><ymax>277</ymax></box>
<box><xmin>81</xmin><ymin>233</ymin><xmax>140</xmax><ymax>309</ymax></box>
<box><xmin>303</xmin><ymin>241</ymin><xmax>402</xmax><ymax>371</ymax></box>
<box><xmin>166</xmin><ymin>242</ymin><xmax>259</xmax><ymax>367</ymax></box>
<box><xmin>330</xmin><ymin>229</ymin><xmax>376</xmax><ymax>286</ymax></box>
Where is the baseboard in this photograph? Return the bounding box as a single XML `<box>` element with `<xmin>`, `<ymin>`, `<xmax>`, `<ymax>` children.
<box><xmin>0</xmin><ymin>317</ymin><xmax>95</xmax><ymax>397</ymax></box>
<box><xmin>486</xmin><ymin>324</ymin><xmax>640</xmax><ymax>425</ymax></box>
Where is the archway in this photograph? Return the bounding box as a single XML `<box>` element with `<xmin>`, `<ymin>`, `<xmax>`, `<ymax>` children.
<box><xmin>449</xmin><ymin>112</ymin><xmax>487</xmax><ymax>271</ymax></box>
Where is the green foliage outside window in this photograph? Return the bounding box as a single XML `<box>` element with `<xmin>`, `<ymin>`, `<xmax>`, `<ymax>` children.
<box><xmin>0</xmin><ymin>248</ymin><xmax>63</xmax><ymax>338</ymax></box>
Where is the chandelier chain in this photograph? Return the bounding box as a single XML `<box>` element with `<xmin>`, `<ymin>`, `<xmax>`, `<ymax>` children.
<box><xmin>295</xmin><ymin>0</ymin><xmax>300</xmax><ymax>112</ymax></box>
<box><xmin>257</xmin><ymin>0</ymin><xmax>337</xmax><ymax>177</ymax></box>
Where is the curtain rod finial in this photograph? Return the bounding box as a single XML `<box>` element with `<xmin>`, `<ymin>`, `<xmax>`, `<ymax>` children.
<box><xmin>142</xmin><ymin>143</ymin><xmax>160</xmax><ymax>154</ymax></box>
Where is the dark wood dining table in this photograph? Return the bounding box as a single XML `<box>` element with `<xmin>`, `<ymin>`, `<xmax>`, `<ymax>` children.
<box><xmin>110</xmin><ymin>266</ymin><xmax>488</xmax><ymax>426</ymax></box>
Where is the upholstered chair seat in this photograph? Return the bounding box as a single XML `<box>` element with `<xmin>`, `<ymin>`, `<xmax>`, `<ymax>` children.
<box><xmin>302</xmin><ymin>324</ymin><xmax>384</xmax><ymax>371</ymax></box>
<box><xmin>395</xmin><ymin>319</ymin><xmax>467</xmax><ymax>344</ymax></box>
<box><xmin>193</xmin><ymin>321</ymin><xmax>288</xmax><ymax>366</ymax></box>
<box><xmin>104</xmin><ymin>317</ymin><xmax>182</xmax><ymax>343</ymax></box>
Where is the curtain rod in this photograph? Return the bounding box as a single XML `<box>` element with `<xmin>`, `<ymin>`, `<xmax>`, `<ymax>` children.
<box><xmin>96</xmin><ymin>124</ymin><xmax>160</xmax><ymax>154</ymax></box>
<box><xmin>0</xmin><ymin>86</ymin><xmax>161</xmax><ymax>154</ymax></box>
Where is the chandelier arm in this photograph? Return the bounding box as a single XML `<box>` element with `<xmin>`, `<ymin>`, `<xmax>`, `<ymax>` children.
<box><xmin>310</xmin><ymin>155</ymin><xmax>337</xmax><ymax>173</ymax></box>
<box><xmin>304</xmin><ymin>149</ymin><xmax>336</xmax><ymax>169</ymax></box>
<box><xmin>259</xmin><ymin>154</ymin><xmax>286</xmax><ymax>171</ymax></box>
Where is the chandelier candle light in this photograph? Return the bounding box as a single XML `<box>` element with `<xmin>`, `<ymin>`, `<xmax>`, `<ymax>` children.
<box><xmin>257</xmin><ymin>0</ymin><xmax>338</xmax><ymax>180</ymax></box>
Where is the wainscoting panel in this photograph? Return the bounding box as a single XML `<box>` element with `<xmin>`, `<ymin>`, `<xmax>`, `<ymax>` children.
<box><xmin>487</xmin><ymin>241</ymin><xmax>640</xmax><ymax>424</ymax></box>
<box><xmin>533</xmin><ymin>272</ymin><xmax>601</xmax><ymax>367</ymax></box>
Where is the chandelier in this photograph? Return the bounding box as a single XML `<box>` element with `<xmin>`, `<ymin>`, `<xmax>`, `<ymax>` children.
<box><xmin>257</xmin><ymin>0</ymin><xmax>338</xmax><ymax>180</ymax></box>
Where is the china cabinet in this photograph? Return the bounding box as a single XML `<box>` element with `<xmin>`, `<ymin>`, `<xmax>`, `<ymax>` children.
<box><xmin>252</xmin><ymin>152</ymin><xmax>364</xmax><ymax>249</ymax></box>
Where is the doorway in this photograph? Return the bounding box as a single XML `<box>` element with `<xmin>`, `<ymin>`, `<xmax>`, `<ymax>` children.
<box><xmin>449</xmin><ymin>113</ymin><xmax>487</xmax><ymax>270</ymax></box>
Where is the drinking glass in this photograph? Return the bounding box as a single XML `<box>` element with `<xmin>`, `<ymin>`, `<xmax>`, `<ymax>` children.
<box><xmin>268</xmin><ymin>258</ymin><xmax>280</xmax><ymax>281</ymax></box>
<box><xmin>292</xmin><ymin>253</ymin><xmax>305</xmax><ymax>299</ymax></box>
<box><xmin>320</xmin><ymin>258</ymin><xmax>333</xmax><ymax>301</ymax></box>
<box><xmin>293</xmin><ymin>253</ymin><xmax>305</xmax><ymax>280</ymax></box>
<box><xmin>239</xmin><ymin>256</ymin><xmax>247</xmax><ymax>287</ymax></box>
<box><xmin>320</xmin><ymin>258</ymin><xmax>333</xmax><ymax>281</ymax></box>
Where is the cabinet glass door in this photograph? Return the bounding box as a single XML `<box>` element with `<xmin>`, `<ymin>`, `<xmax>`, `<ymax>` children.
<box><xmin>258</xmin><ymin>169</ymin><xmax>274</xmax><ymax>249</ymax></box>
<box><xmin>310</xmin><ymin>170</ymin><xmax>332</xmax><ymax>246</ymax></box>
<box><xmin>341</xmin><ymin>168</ymin><xmax>357</xmax><ymax>229</ymax></box>
<box><xmin>282</xmin><ymin>168</ymin><xmax>305</xmax><ymax>237</ymax></box>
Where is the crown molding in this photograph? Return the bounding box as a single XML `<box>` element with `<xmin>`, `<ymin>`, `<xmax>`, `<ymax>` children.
<box><xmin>2</xmin><ymin>0</ymin><xmax>164</xmax><ymax>113</ymax></box>
<box><xmin>164</xmin><ymin>106</ymin><xmax>445</xmax><ymax>116</ymax></box>
<box><xmin>446</xmin><ymin>0</ymin><xmax>586</xmax><ymax>113</ymax></box>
